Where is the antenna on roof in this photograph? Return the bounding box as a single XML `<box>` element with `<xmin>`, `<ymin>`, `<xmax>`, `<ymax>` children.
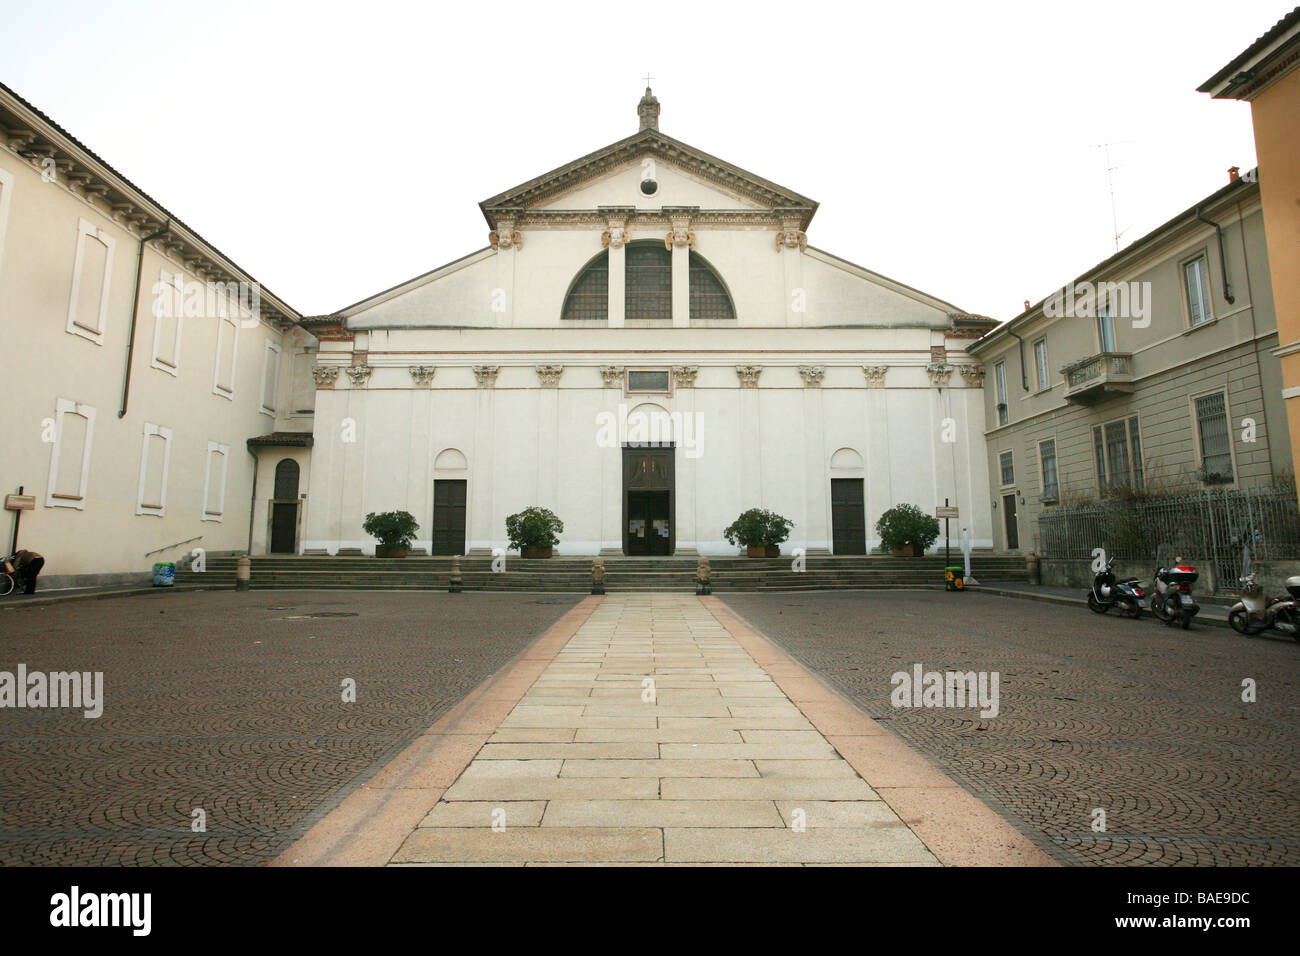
<box><xmin>1094</xmin><ymin>142</ymin><xmax>1133</xmax><ymax>254</ymax></box>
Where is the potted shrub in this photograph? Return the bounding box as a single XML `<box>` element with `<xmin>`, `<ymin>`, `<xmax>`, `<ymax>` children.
<box><xmin>876</xmin><ymin>503</ymin><xmax>940</xmax><ymax>557</ymax></box>
<box><xmin>363</xmin><ymin>510</ymin><xmax>419</xmax><ymax>558</ymax></box>
<box><xmin>506</xmin><ymin>506</ymin><xmax>564</xmax><ymax>559</ymax></box>
<box><xmin>723</xmin><ymin>508</ymin><xmax>794</xmax><ymax>557</ymax></box>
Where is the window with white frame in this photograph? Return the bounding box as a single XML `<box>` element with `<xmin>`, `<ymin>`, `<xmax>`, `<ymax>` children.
<box><xmin>1033</xmin><ymin>339</ymin><xmax>1049</xmax><ymax>391</ymax></box>
<box><xmin>212</xmin><ymin>310</ymin><xmax>239</xmax><ymax>399</ymax></box>
<box><xmin>999</xmin><ymin>450</ymin><xmax>1014</xmax><ymax>486</ymax></box>
<box><xmin>151</xmin><ymin>270</ymin><xmax>184</xmax><ymax>375</ymax></box>
<box><xmin>1039</xmin><ymin>439</ymin><xmax>1059</xmax><ymax>501</ymax></box>
<box><xmin>45</xmin><ymin>398</ymin><xmax>97</xmax><ymax>509</ymax></box>
<box><xmin>201</xmin><ymin>441</ymin><xmax>229</xmax><ymax>520</ymax></box>
<box><xmin>260</xmin><ymin>340</ymin><xmax>282</xmax><ymax>416</ymax></box>
<box><xmin>1184</xmin><ymin>255</ymin><xmax>1213</xmax><ymax>327</ymax></box>
<box><xmin>135</xmin><ymin>423</ymin><xmax>173</xmax><ymax>516</ymax></box>
<box><xmin>1098</xmin><ymin>299</ymin><xmax>1116</xmax><ymax>352</ymax></box>
<box><xmin>1194</xmin><ymin>391</ymin><xmax>1234</xmax><ymax>484</ymax></box>
<box><xmin>1094</xmin><ymin>416</ymin><xmax>1144</xmax><ymax>493</ymax></box>
<box><xmin>66</xmin><ymin>219</ymin><xmax>116</xmax><ymax>344</ymax></box>
<box><xmin>995</xmin><ymin>361</ymin><xmax>1008</xmax><ymax>426</ymax></box>
<box><xmin>0</xmin><ymin>167</ymin><xmax>14</xmax><ymax>276</ymax></box>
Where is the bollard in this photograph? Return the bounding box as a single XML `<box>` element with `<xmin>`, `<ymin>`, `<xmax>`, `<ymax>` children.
<box><xmin>449</xmin><ymin>554</ymin><xmax>463</xmax><ymax>593</ymax></box>
<box><xmin>1025</xmin><ymin>551</ymin><xmax>1040</xmax><ymax>585</ymax></box>
<box><xmin>696</xmin><ymin>556</ymin><xmax>712</xmax><ymax>596</ymax></box>
<box><xmin>235</xmin><ymin>555</ymin><xmax>250</xmax><ymax>592</ymax></box>
<box><xmin>591</xmin><ymin>558</ymin><xmax>605</xmax><ymax>595</ymax></box>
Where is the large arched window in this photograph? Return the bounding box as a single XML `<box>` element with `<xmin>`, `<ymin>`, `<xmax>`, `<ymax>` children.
<box><xmin>273</xmin><ymin>458</ymin><xmax>300</xmax><ymax>499</ymax></box>
<box><xmin>625</xmin><ymin>242</ymin><xmax>672</xmax><ymax>322</ymax></box>
<box><xmin>689</xmin><ymin>252</ymin><xmax>735</xmax><ymax>321</ymax></box>
<box><xmin>561</xmin><ymin>251</ymin><xmax>609</xmax><ymax>321</ymax></box>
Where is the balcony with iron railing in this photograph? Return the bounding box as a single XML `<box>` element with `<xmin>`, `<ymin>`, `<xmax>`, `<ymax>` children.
<box><xmin>1061</xmin><ymin>351</ymin><xmax>1134</xmax><ymax>404</ymax></box>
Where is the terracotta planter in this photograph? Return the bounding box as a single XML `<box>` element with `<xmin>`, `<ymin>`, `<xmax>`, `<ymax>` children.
<box><xmin>746</xmin><ymin>545</ymin><xmax>780</xmax><ymax>557</ymax></box>
<box><xmin>521</xmin><ymin>546</ymin><xmax>553</xmax><ymax>559</ymax></box>
<box><xmin>375</xmin><ymin>544</ymin><xmax>408</xmax><ymax>558</ymax></box>
<box><xmin>891</xmin><ymin>544</ymin><xmax>916</xmax><ymax>557</ymax></box>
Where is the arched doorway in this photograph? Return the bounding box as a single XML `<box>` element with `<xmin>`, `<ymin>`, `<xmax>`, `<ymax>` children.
<box><xmin>432</xmin><ymin>448</ymin><xmax>468</xmax><ymax>555</ymax></box>
<box><xmin>270</xmin><ymin>459</ymin><xmax>300</xmax><ymax>554</ymax></box>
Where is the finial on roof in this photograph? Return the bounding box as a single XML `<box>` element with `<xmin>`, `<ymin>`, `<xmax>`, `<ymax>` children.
<box><xmin>638</xmin><ymin>85</ymin><xmax>660</xmax><ymax>132</ymax></box>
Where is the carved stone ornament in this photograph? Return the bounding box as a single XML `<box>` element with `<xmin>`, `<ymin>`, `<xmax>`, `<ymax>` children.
<box><xmin>797</xmin><ymin>365</ymin><xmax>826</xmax><ymax>387</ymax></box>
<box><xmin>489</xmin><ymin>220</ymin><xmax>522</xmax><ymax>251</ymax></box>
<box><xmin>664</xmin><ymin>229</ymin><xmax>696</xmax><ymax>251</ymax></box>
<box><xmin>599</xmin><ymin>366</ymin><xmax>625</xmax><ymax>388</ymax></box>
<box><xmin>862</xmin><ymin>365</ymin><xmax>889</xmax><ymax>387</ymax></box>
<box><xmin>345</xmin><ymin>365</ymin><xmax>373</xmax><ymax>387</ymax></box>
<box><xmin>535</xmin><ymin>364</ymin><xmax>564</xmax><ymax>388</ymax></box>
<box><xmin>472</xmin><ymin>365</ymin><xmax>500</xmax><ymax>388</ymax></box>
<box><xmin>958</xmin><ymin>364</ymin><xmax>986</xmax><ymax>387</ymax></box>
<box><xmin>775</xmin><ymin>228</ymin><xmax>807</xmax><ymax>251</ymax></box>
<box><xmin>601</xmin><ymin>224</ymin><xmax>630</xmax><ymax>249</ymax></box>
<box><xmin>735</xmin><ymin>365</ymin><xmax>763</xmax><ymax>388</ymax></box>
<box><xmin>926</xmin><ymin>362</ymin><xmax>954</xmax><ymax>387</ymax></box>
<box><xmin>409</xmin><ymin>365</ymin><xmax>436</xmax><ymax>386</ymax></box>
<box><xmin>312</xmin><ymin>365</ymin><xmax>340</xmax><ymax>389</ymax></box>
<box><xmin>671</xmin><ymin>365</ymin><xmax>700</xmax><ymax>387</ymax></box>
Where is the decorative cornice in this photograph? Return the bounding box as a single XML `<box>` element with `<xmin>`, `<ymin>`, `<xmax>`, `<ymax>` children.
<box><xmin>797</xmin><ymin>365</ymin><xmax>826</xmax><ymax>386</ymax></box>
<box><xmin>926</xmin><ymin>362</ymin><xmax>954</xmax><ymax>387</ymax></box>
<box><xmin>312</xmin><ymin>365</ymin><xmax>340</xmax><ymax>389</ymax></box>
<box><xmin>345</xmin><ymin>365</ymin><xmax>373</xmax><ymax>387</ymax></box>
<box><xmin>409</xmin><ymin>365</ymin><xmax>437</xmax><ymax>386</ymax></box>
<box><xmin>862</xmin><ymin>365</ymin><xmax>889</xmax><ymax>387</ymax></box>
<box><xmin>735</xmin><ymin>365</ymin><xmax>763</xmax><ymax>388</ymax></box>
<box><xmin>599</xmin><ymin>366</ymin><xmax>625</xmax><ymax>388</ymax></box>
<box><xmin>473</xmin><ymin>365</ymin><xmax>500</xmax><ymax>388</ymax></box>
<box><xmin>535</xmin><ymin>364</ymin><xmax>564</xmax><ymax>388</ymax></box>
<box><xmin>671</xmin><ymin>365</ymin><xmax>699</xmax><ymax>388</ymax></box>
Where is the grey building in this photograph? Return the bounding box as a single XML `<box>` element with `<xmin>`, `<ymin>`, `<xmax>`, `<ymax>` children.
<box><xmin>969</xmin><ymin>171</ymin><xmax>1289</xmax><ymax>555</ymax></box>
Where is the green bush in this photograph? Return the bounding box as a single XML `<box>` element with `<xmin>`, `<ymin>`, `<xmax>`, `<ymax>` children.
<box><xmin>506</xmin><ymin>506</ymin><xmax>564</xmax><ymax>551</ymax></box>
<box><xmin>362</xmin><ymin>510</ymin><xmax>420</xmax><ymax>549</ymax></box>
<box><xmin>876</xmin><ymin>503</ymin><xmax>940</xmax><ymax>554</ymax></box>
<box><xmin>723</xmin><ymin>508</ymin><xmax>794</xmax><ymax>548</ymax></box>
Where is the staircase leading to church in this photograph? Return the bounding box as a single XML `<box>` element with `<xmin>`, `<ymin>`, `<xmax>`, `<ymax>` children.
<box><xmin>173</xmin><ymin>553</ymin><xmax>1028</xmax><ymax>592</ymax></box>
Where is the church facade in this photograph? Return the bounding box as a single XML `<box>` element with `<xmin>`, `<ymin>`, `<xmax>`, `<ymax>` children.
<box><xmin>285</xmin><ymin>91</ymin><xmax>997</xmax><ymax>557</ymax></box>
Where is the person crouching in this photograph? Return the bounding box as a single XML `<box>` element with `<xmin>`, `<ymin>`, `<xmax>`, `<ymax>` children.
<box><xmin>11</xmin><ymin>550</ymin><xmax>45</xmax><ymax>594</ymax></box>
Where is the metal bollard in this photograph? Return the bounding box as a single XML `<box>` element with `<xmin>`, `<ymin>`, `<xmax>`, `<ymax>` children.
<box><xmin>449</xmin><ymin>555</ymin><xmax>463</xmax><ymax>593</ymax></box>
<box><xmin>235</xmin><ymin>555</ymin><xmax>251</xmax><ymax>592</ymax></box>
<box><xmin>591</xmin><ymin>558</ymin><xmax>606</xmax><ymax>595</ymax></box>
<box><xmin>696</xmin><ymin>556</ymin><xmax>711</xmax><ymax>595</ymax></box>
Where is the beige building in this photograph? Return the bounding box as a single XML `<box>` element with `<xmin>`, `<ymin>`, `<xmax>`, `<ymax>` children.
<box><xmin>968</xmin><ymin>172</ymin><xmax>1288</xmax><ymax>557</ymax></box>
<box><xmin>0</xmin><ymin>81</ymin><xmax>315</xmax><ymax>587</ymax></box>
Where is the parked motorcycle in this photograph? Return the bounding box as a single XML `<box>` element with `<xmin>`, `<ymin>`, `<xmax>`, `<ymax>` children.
<box><xmin>1087</xmin><ymin>557</ymin><xmax>1144</xmax><ymax>617</ymax></box>
<box><xmin>1228</xmin><ymin>569</ymin><xmax>1300</xmax><ymax>641</ymax></box>
<box><xmin>1150</xmin><ymin>562</ymin><xmax>1200</xmax><ymax>629</ymax></box>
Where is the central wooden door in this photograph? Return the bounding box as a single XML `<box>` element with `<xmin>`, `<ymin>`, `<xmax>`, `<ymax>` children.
<box><xmin>623</xmin><ymin>445</ymin><xmax>674</xmax><ymax>555</ymax></box>
<box><xmin>830</xmin><ymin>478</ymin><xmax>866</xmax><ymax>554</ymax></box>
<box><xmin>1003</xmin><ymin>493</ymin><xmax>1019</xmax><ymax>550</ymax></box>
<box><xmin>433</xmin><ymin>479</ymin><xmax>467</xmax><ymax>555</ymax></box>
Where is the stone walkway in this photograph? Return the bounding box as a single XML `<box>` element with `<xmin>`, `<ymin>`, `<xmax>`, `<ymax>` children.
<box><xmin>388</xmin><ymin>594</ymin><xmax>937</xmax><ymax>865</ymax></box>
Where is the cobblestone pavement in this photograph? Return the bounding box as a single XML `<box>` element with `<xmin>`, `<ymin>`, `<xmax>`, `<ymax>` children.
<box><xmin>0</xmin><ymin>590</ymin><xmax>580</xmax><ymax>866</ymax></box>
<box><xmin>719</xmin><ymin>590</ymin><xmax>1300</xmax><ymax>866</ymax></box>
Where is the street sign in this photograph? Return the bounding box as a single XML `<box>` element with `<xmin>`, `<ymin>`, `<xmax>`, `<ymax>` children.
<box><xmin>936</xmin><ymin>506</ymin><xmax>959</xmax><ymax>519</ymax></box>
<box><xmin>4</xmin><ymin>495</ymin><xmax>35</xmax><ymax>511</ymax></box>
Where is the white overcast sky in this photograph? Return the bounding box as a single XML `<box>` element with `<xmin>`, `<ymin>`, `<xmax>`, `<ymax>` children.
<box><xmin>0</xmin><ymin>0</ymin><xmax>1285</xmax><ymax>318</ymax></box>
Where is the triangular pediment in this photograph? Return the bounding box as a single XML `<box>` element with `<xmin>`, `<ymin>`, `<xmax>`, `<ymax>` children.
<box><xmin>479</xmin><ymin>129</ymin><xmax>817</xmax><ymax>229</ymax></box>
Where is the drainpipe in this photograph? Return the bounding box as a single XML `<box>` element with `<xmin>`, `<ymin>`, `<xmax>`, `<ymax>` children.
<box><xmin>246</xmin><ymin>448</ymin><xmax>259</xmax><ymax>555</ymax></box>
<box><xmin>118</xmin><ymin>219</ymin><xmax>172</xmax><ymax>418</ymax></box>
<box><xmin>1195</xmin><ymin>205</ymin><xmax>1235</xmax><ymax>306</ymax></box>
<box><xmin>1006</xmin><ymin>329</ymin><xmax>1030</xmax><ymax>390</ymax></box>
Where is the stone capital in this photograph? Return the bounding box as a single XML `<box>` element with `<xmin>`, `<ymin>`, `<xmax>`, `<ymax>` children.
<box><xmin>926</xmin><ymin>362</ymin><xmax>954</xmax><ymax>387</ymax></box>
<box><xmin>599</xmin><ymin>365</ymin><xmax>625</xmax><ymax>388</ymax></box>
<box><xmin>862</xmin><ymin>365</ymin><xmax>888</xmax><ymax>387</ymax></box>
<box><xmin>344</xmin><ymin>365</ymin><xmax>372</xmax><ymax>387</ymax></box>
<box><xmin>535</xmin><ymin>364</ymin><xmax>564</xmax><ymax>388</ymax></box>
<box><xmin>472</xmin><ymin>365</ymin><xmax>500</xmax><ymax>388</ymax></box>
<box><xmin>797</xmin><ymin>365</ymin><xmax>826</xmax><ymax>387</ymax></box>
<box><xmin>671</xmin><ymin>365</ymin><xmax>700</xmax><ymax>387</ymax></box>
<box><xmin>409</xmin><ymin>365</ymin><xmax>436</xmax><ymax>386</ymax></box>
<box><xmin>735</xmin><ymin>365</ymin><xmax>763</xmax><ymax>388</ymax></box>
<box><xmin>312</xmin><ymin>365</ymin><xmax>340</xmax><ymax>389</ymax></box>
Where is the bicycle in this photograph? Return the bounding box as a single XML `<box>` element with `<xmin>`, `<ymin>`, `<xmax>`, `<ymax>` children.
<box><xmin>1</xmin><ymin>556</ymin><xmax>15</xmax><ymax>596</ymax></box>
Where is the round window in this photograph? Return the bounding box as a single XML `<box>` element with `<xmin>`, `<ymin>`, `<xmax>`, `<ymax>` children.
<box><xmin>640</xmin><ymin>178</ymin><xmax>658</xmax><ymax>196</ymax></box>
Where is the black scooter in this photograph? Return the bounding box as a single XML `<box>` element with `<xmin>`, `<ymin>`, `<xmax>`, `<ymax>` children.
<box><xmin>1087</xmin><ymin>557</ymin><xmax>1144</xmax><ymax>618</ymax></box>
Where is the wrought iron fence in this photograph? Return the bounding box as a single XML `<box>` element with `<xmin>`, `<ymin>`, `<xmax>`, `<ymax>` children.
<box><xmin>1037</xmin><ymin>482</ymin><xmax>1300</xmax><ymax>587</ymax></box>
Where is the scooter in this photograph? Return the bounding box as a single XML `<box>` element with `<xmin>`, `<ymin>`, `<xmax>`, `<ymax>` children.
<box><xmin>1087</xmin><ymin>557</ymin><xmax>1144</xmax><ymax>617</ymax></box>
<box><xmin>1228</xmin><ymin>569</ymin><xmax>1300</xmax><ymax>641</ymax></box>
<box><xmin>1150</xmin><ymin>562</ymin><xmax>1200</xmax><ymax>629</ymax></box>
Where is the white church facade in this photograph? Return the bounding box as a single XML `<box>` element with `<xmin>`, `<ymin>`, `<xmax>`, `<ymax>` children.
<box><xmin>286</xmin><ymin>90</ymin><xmax>997</xmax><ymax>558</ymax></box>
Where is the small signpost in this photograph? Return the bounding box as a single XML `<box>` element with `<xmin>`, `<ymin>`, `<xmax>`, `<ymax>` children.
<box><xmin>6</xmin><ymin>487</ymin><xmax>33</xmax><ymax>556</ymax></box>
<box><xmin>936</xmin><ymin>501</ymin><xmax>959</xmax><ymax>566</ymax></box>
